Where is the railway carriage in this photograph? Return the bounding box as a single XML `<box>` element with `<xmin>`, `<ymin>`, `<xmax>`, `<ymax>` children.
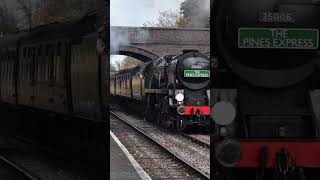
<box><xmin>0</xmin><ymin>11</ymin><xmax>108</xmax><ymax>122</ymax></box>
<box><xmin>0</xmin><ymin>3</ymin><xmax>108</xmax><ymax>170</ymax></box>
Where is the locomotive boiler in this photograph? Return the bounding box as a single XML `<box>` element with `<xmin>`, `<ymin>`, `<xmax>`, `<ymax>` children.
<box><xmin>111</xmin><ymin>50</ymin><xmax>211</xmax><ymax>130</ymax></box>
<box><xmin>212</xmin><ymin>0</ymin><xmax>320</xmax><ymax>179</ymax></box>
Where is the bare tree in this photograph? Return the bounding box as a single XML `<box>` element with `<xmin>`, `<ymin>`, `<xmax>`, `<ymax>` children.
<box><xmin>16</xmin><ymin>0</ymin><xmax>34</xmax><ymax>29</ymax></box>
<box><xmin>0</xmin><ymin>2</ymin><xmax>18</xmax><ymax>33</ymax></box>
<box><xmin>112</xmin><ymin>56</ymin><xmax>143</xmax><ymax>71</ymax></box>
<box><xmin>110</xmin><ymin>63</ymin><xmax>116</xmax><ymax>73</ymax></box>
<box><xmin>114</xmin><ymin>59</ymin><xmax>122</xmax><ymax>71</ymax></box>
<box><xmin>32</xmin><ymin>0</ymin><xmax>99</xmax><ymax>26</ymax></box>
<box><xmin>121</xmin><ymin>56</ymin><xmax>143</xmax><ymax>69</ymax></box>
<box><xmin>143</xmin><ymin>0</ymin><xmax>210</xmax><ymax>29</ymax></box>
<box><xmin>143</xmin><ymin>9</ymin><xmax>187</xmax><ymax>28</ymax></box>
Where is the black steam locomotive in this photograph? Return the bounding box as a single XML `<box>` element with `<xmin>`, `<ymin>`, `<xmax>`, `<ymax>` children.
<box><xmin>111</xmin><ymin>50</ymin><xmax>210</xmax><ymax>130</ymax></box>
<box><xmin>212</xmin><ymin>0</ymin><xmax>320</xmax><ymax>179</ymax></box>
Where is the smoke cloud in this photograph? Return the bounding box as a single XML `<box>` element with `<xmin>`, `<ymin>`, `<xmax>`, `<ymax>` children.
<box><xmin>182</xmin><ymin>0</ymin><xmax>210</xmax><ymax>28</ymax></box>
<box><xmin>110</xmin><ymin>27</ymin><xmax>150</xmax><ymax>53</ymax></box>
<box><xmin>110</xmin><ymin>27</ymin><xmax>130</xmax><ymax>53</ymax></box>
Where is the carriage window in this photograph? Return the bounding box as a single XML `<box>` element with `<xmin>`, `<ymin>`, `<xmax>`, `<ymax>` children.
<box><xmin>5</xmin><ymin>59</ymin><xmax>8</xmax><ymax>80</ymax></box>
<box><xmin>7</xmin><ymin>58</ymin><xmax>10</xmax><ymax>81</ymax></box>
<box><xmin>10</xmin><ymin>57</ymin><xmax>12</xmax><ymax>81</ymax></box>
<box><xmin>3</xmin><ymin>59</ymin><xmax>5</xmax><ymax>80</ymax></box>
<box><xmin>25</xmin><ymin>48</ymin><xmax>28</xmax><ymax>80</ymax></box>
<box><xmin>56</xmin><ymin>43</ymin><xmax>61</xmax><ymax>81</ymax></box>
<box><xmin>28</xmin><ymin>49</ymin><xmax>31</xmax><ymax>81</ymax></box>
<box><xmin>2</xmin><ymin>61</ymin><xmax>4</xmax><ymax>81</ymax></box>
<box><xmin>31</xmin><ymin>47</ymin><xmax>36</xmax><ymax>82</ymax></box>
<box><xmin>11</xmin><ymin>51</ymin><xmax>14</xmax><ymax>80</ymax></box>
<box><xmin>41</xmin><ymin>46</ymin><xmax>45</xmax><ymax>81</ymax></box>
<box><xmin>0</xmin><ymin>51</ymin><xmax>2</xmax><ymax>78</ymax></box>
<box><xmin>7</xmin><ymin>51</ymin><xmax>10</xmax><ymax>80</ymax></box>
<box><xmin>23</xmin><ymin>48</ymin><xmax>26</xmax><ymax>59</ymax></box>
<box><xmin>3</xmin><ymin>59</ymin><xmax>6</xmax><ymax>80</ymax></box>
<box><xmin>1</xmin><ymin>58</ymin><xmax>3</xmax><ymax>80</ymax></box>
<box><xmin>49</xmin><ymin>46</ymin><xmax>55</xmax><ymax>82</ymax></box>
<box><xmin>8</xmin><ymin>51</ymin><xmax>11</xmax><ymax>61</ymax></box>
<box><xmin>4</xmin><ymin>52</ymin><xmax>7</xmax><ymax>80</ymax></box>
<box><xmin>0</xmin><ymin>53</ymin><xmax>3</xmax><ymax>79</ymax></box>
<box><xmin>45</xmin><ymin>45</ymin><xmax>50</xmax><ymax>81</ymax></box>
<box><xmin>2</xmin><ymin>51</ymin><xmax>6</xmax><ymax>79</ymax></box>
<box><xmin>26</xmin><ymin>48</ymin><xmax>30</xmax><ymax>80</ymax></box>
<box><xmin>24</xmin><ymin>48</ymin><xmax>28</xmax><ymax>80</ymax></box>
<box><xmin>28</xmin><ymin>48</ymin><xmax>32</xmax><ymax>80</ymax></box>
<box><xmin>11</xmin><ymin>51</ymin><xmax>15</xmax><ymax>60</ymax></box>
<box><xmin>22</xmin><ymin>54</ymin><xmax>25</xmax><ymax>81</ymax></box>
<box><xmin>5</xmin><ymin>60</ymin><xmax>8</xmax><ymax>81</ymax></box>
<box><xmin>37</xmin><ymin>46</ymin><xmax>42</xmax><ymax>81</ymax></box>
<box><xmin>21</xmin><ymin>48</ymin><xmax>24</xmax><ymax>80</ymax></box>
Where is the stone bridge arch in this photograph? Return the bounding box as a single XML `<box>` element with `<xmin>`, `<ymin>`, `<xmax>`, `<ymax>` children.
<box><xmin>110</xmin><ymin>45</ymin><xmax>159</xmax><ymax>62</ymax></box>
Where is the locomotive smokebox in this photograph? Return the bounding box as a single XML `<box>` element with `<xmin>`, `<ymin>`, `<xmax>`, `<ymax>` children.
<box><xmin>175</xmin><ymin>51</ymin><xmax>210</xmax><ymax>90</ymax></box>
<box><xmin>214</xmin><ymin>0</ymin><xmax>320</xmax><ymax>88</ymax></box>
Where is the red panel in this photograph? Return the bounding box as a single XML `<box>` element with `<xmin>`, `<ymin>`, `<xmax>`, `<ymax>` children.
<box><xmin>184</xmin><ymin>106</ymin><xmax>210</xmax><ymax>115</ymax></box>
<box><xmin>238</xmin><ymin>141</ymin><xmax>320</xmax><ymax>168</ymax></box>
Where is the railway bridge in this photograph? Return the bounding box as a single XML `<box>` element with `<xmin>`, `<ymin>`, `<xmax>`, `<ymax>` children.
<box><xmin>110</xmin><ymin>26</ymin><xmax>210</xmax><ymax>62</ymax></box>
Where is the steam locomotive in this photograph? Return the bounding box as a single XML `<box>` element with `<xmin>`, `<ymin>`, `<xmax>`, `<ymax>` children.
<box><xmin>212</xmin><ymin>0</ymin><xmax>320</xmax><ymax>179</ymax></box>
<box><xmin>111</xmin><ymin>50</ymin><xmax>210</xmax><ymax>130</ymax></box>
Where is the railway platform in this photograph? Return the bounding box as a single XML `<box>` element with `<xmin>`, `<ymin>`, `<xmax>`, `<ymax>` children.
<box><xmin>110</xmin><ymin>132</ymin><xmax>150</xmax><ymax>180</ymax></box>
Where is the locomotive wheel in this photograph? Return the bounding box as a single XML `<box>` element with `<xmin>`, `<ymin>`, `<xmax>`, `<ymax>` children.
<box><xmin>175</xmin><ymin>119</ymin><xmax>185</xmax><ymax>132</ymax></box>
<box><xmin>156</xmin><ymin>105</ymin><xmax>162</xmax><ymax>126</ymax></box>
<box><xmin>158</xmin><ymin>96</ymin><xmax>172</xmax><ymax>129</ymax></box>
<box><xmin>145</xmin><ymin>95</ymin><xmax>156</xmax><ymax>122</ymax></box>
<box><xmin>155</xmin><ymin>97</ymin><xmax>162</xmax><ymax>126</ymax></box>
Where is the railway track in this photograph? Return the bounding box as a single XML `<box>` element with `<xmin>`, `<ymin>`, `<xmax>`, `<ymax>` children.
<box><xmin>180</xmin><ymin>133</ymin><xmax>210</xmax><ymax>148</ymax></box>
<box><xmin>0</xmin><ymin>135</ymin><xmax>105</xmax><ymax>180</ymax></box>
<box><xmin>111</xmin><ymin>110</ymin><xmax>210</xmax><ymax>179</ymax></box>
<box><xmin>111</xmin><ymin>102</ymin><xmax>210</xmax><ymax>148</ymax></box>
<box><xmin>0</xmin><ymin>153</ymin><xmax>39</xmax><ymax>180</ymax></box>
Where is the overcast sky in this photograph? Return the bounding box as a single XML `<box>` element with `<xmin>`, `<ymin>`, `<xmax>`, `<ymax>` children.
<box><xmin>110</xmin><ymin>0</ymin><xmax>184</xmax><ymax>66</ymax></box>
<box><xmin>110</xmin><ymin>0</ymin><xmax>184</xmax><ymax>27</ymax></box>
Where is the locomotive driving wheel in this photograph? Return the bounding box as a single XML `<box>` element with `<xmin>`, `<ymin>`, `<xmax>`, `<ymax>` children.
<box><xmin>158</xmin><ymin>96</ymin><xmax>173</xmax><ymax>129</ymax></box>
<box><xmin>175</xmin><ymin>118</ymin><xmax>186</xmax><ymax>132</ymax></box>
<box><xmin>145</xmin><ymin>94</ymin><xmax>156</xmax><ymax>122</ymax></box>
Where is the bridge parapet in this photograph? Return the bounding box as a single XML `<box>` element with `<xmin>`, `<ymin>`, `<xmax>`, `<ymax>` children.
<box><xmin>110</xmin><ymin>26</ymin><xmax>210</xmax><ymax>61</ymax></box>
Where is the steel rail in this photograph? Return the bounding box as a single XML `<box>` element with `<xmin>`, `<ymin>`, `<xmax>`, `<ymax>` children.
<box><xmin>110</xmin><ymin>110</ymin><xmax>210</xmax><ymax>179</ymax></box>
<box><xmin>0</xmin><ymin>154</ymin><xmax>40</xmax><ymax>180</ymax></box>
